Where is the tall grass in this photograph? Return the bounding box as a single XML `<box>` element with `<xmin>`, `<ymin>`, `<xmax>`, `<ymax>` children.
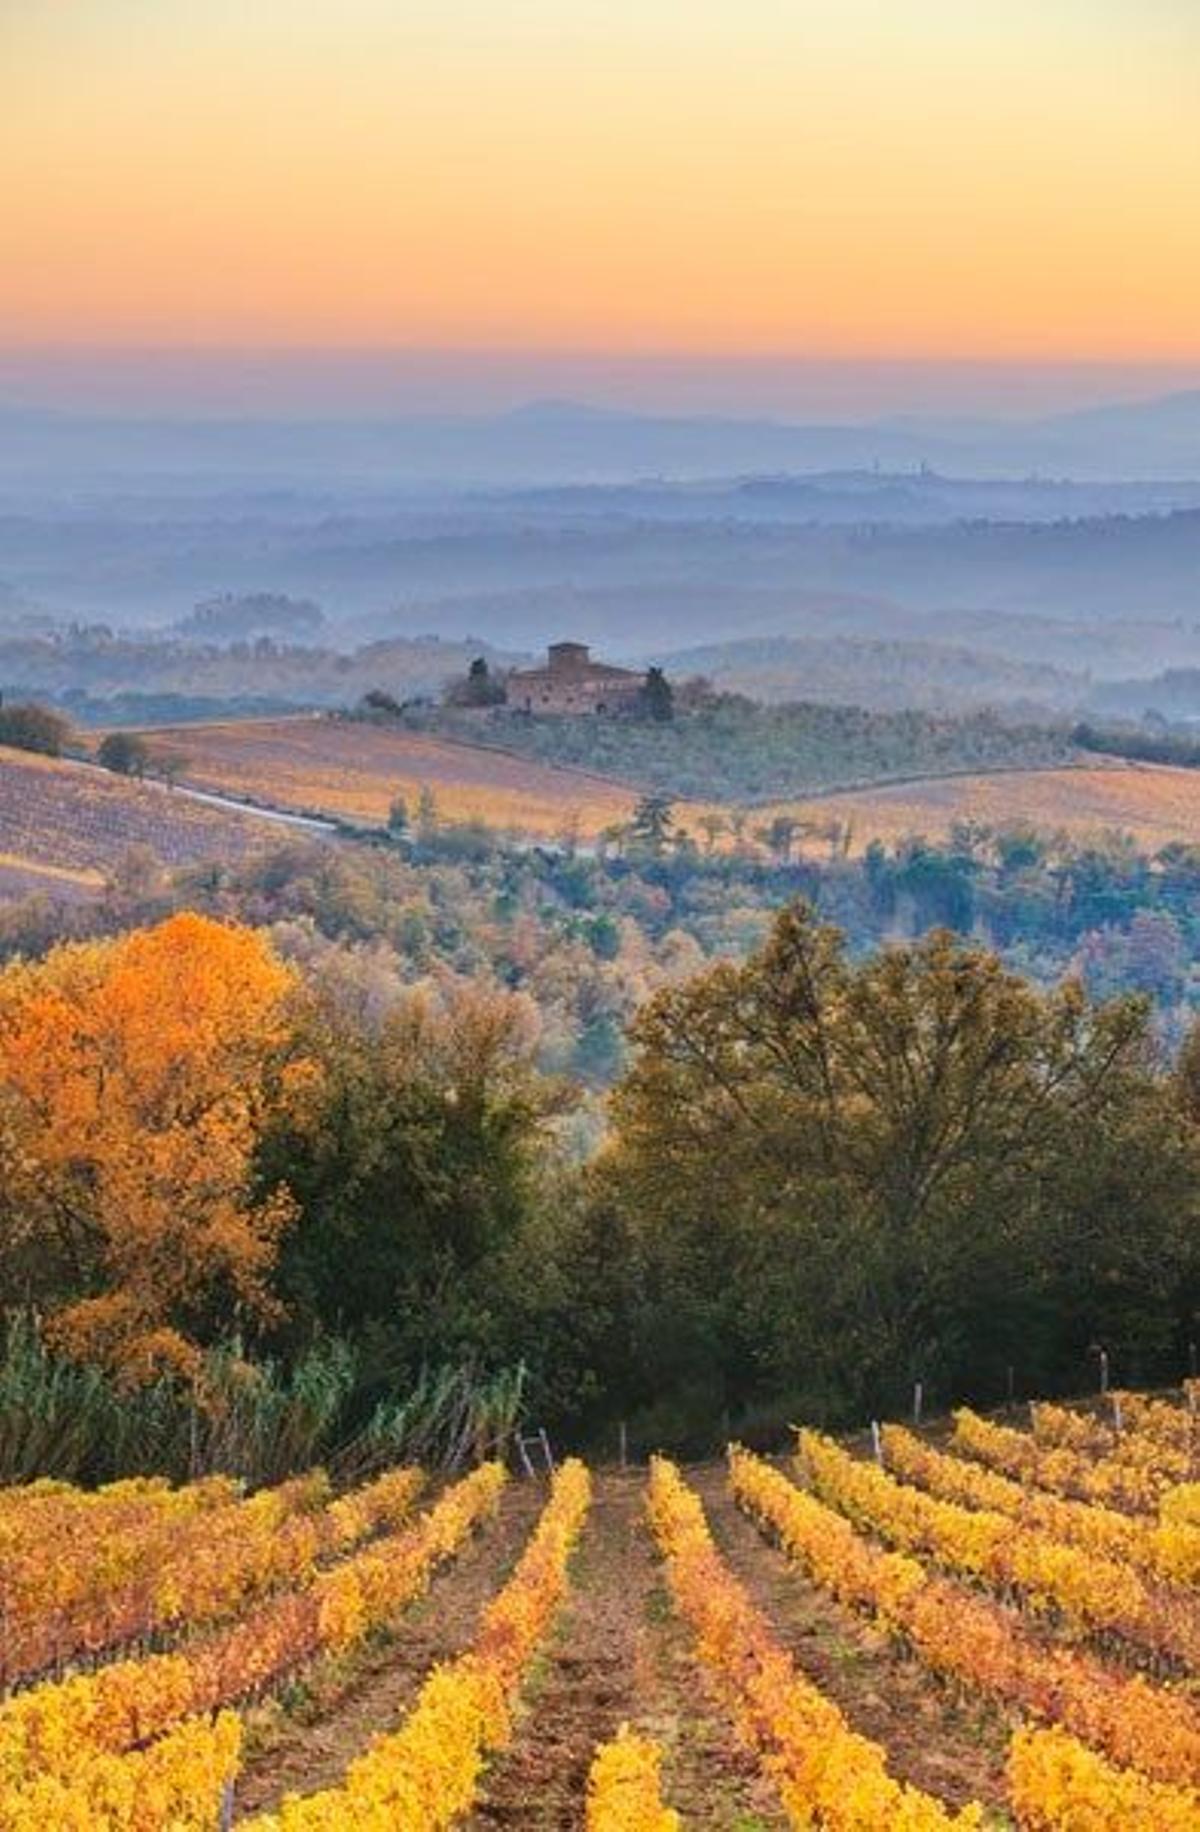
<box><xmin>346</xmin><ymin>1361</ymin><xmax>527</xmax><ymax>1479</ymax></box>
<box><xmin>0</xmin><ymin>1314</ymin><xmax>527</xmax><ymax>1490</ymax></box>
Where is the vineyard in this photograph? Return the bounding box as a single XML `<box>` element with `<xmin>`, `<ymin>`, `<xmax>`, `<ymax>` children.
<box><xmin>0</xmin><ymin>745</ymin><xmax>279</xmax><ymax>888</ymax></box>
<box><xmin>126</xmin><ymin>718</ymin><xmax>1200</xmax><ymax>857</ymax></box>
<box><xmin>1</xmin><ymin>1391</ymin><xmax>1198</xmax><ymax>1826</ymax></box>
<box><xmin>129</xmin><ymin>718</ymin><xmax>640</xmax><ymax>840</ymax></box>
<box><xmin>767</xmin><ymin>762</ymin><xmax>1200</xmax><ymax>855</ymax></box>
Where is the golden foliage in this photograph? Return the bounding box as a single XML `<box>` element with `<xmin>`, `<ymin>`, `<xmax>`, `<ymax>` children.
<box><xmin>647</xmin><ymin>1455</ymin><xmax>981</xmax><ymax>1828</ymax></box>
<box><xmin>1009</xmin><ymin>1725</ymin><xmax>1200</xmax><ymax>1830</ymax></box>
<box><xmin>0</xmin><ymin>1711</ymin><xmax>241</xmax><ymax>1831</ymax></box>
<box><xmin>0</xmin><ymin>1464</ymin><xmax>501</xmax><ymax>1792</ymax></box>
<box><xmin>0</xmin><ymin>914</ymin><xmax>309</xmax><ymax>1379</ymax></box>
<box><xmin>951</xmin><ymin>1405</ymin><xmax>1168</xmax><ymax>1513</ymax></box>
<box><xmin>586</xmin><ymin>1728</ymin><xmax>679</xmax><ymax>1832</ymax></box>
<box><xmin>242</xmin><ymin>1459</ymin><xmax>590</xmax><ymax>1830</ymax></box>
<box><xmin>799</xmin><ymin>1430</ymin><xmax>1199</xmax><ymax>1667</ymax></box>
<box><xmin>730</xmin><ymin>1445</ymin><xmax>1200</xmax><ymax>1788</ymax></box>
<box><xmin>882</xmin><ymin>1422</ymin><xmax>1200</xmax><ymax>1588</ymax></box>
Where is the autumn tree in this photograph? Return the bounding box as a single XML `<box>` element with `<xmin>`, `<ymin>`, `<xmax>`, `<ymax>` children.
<box><xmin>0</xmin><ymin>913</ymin><xmax>307</xmax><ymax>1383</ymax></box>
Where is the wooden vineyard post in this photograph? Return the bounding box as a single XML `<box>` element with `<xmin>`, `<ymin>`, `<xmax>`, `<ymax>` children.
<box><xmin>516</xmin><ymin>1430</ymin><xmax>555</xmax><ymax>1476</ymax></box>
<box><xmin>870</xmin><ymin>1420</ymin><xmax>883</xmax><ymax>1466</ymax></box>
<box><xmin>912</xmin><ymin>1380</ymin><xmax>923</xmax><ymax>1427</ymax></box>
<box><xmin>618</xmin><ymin>1420</ymin><xmax>628</xmax><ymax>1469</ymax></box>
<box><xmin>220</xmin><ymin>1779</ymin><xmax>235</xmax><ymax>1832</ymax></box>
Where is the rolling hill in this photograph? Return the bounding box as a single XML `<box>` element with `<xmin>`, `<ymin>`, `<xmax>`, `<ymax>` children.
<box><xmin>130</xmin><ymin>716</ymin><xmax>640</xmax><ymax>838</ymax></box>
<box><xmin>0</xmin><ymin>744</ymin><xmax>289</xmax><ymax>892</ymax></box>
<box><xmin>765</xmin><ymin>762</ymin><xmax>1200</xmax><ymax>855</ymax></box>
<box><xmin>121</xmin><ymin>716</ymin><xmax>1200</xmax><ymax>857</ymax></box>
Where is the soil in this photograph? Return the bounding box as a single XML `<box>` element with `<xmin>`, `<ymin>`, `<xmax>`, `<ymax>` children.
<box><xmin>464</xmin><ymin>1470</ymin><xmax>783</xmax><ymax>1830</ymax></box>
<box><xmin>232</xmin><ymin>1464</ymin><xmax>1015</xmax><ymax>1826</ymax></box>
<box><xmin>690</xmin><ymin>1465</ymin><xmax>1014</xmax><ymax>1818</ymax></box>
<box><xmin>232</xmin><ymin>1480</ymin><xmax>545</xmax><ymax>1819</ymax></box>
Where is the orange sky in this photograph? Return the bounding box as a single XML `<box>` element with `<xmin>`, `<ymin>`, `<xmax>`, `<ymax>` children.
<box><xmin>3</xmin><ymin>1</ymin><xmax>1199</xmax><ymax>357</ymax></box>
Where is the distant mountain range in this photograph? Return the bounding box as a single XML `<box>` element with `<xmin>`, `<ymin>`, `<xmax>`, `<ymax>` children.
<box><xmin>3</xmin><ymin>389</ymin><xmax>1200</xmax><ymax>488</ymax></box>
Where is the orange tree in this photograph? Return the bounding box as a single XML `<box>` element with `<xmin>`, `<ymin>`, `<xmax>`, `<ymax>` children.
<box><xmin>0</xmin><ymin>913</ymin><xmax>309</xmax><ymax>1381</ymax></box>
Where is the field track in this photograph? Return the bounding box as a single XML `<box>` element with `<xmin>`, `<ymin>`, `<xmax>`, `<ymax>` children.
<box><xmin>464</xmin><ymin>1472</ymin><xmax>779</xmax><ymax>1829</ymax></box>
<box><xmin>689</xmin><ymin>1466</ymin><xmax>1009</xmax><ymax>1816</ymax></box>
<box><xmin>234</xmin><ymin>1481</ymin><xmax>545</xmax><ymax>1818</ymax></box>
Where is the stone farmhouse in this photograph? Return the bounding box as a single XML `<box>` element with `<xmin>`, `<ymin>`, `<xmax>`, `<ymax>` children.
<box><xmin>507</xmin><ymin>642</ymin><xmax>644</xmax><ymax>716</ymax></box>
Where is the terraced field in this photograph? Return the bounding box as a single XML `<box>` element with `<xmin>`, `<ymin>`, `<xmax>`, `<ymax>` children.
<box><xmin>2</xmin><ymin>1388</ymin><xmax>1197</xmax><ymax>1826</ymax></box>
<box><xmin>0</xmin><ymin>743</ymin><xmax>283</xmax><ymax>890</ymax></box>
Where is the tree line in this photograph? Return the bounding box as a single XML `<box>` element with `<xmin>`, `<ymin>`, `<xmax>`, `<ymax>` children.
<box><xmin>2</xmin><ymin>900</ymin><xmax>1197</xmax><ymax>1467</ymax></box>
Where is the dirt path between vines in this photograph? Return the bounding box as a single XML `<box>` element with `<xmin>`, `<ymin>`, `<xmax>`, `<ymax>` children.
<box><xmin>690</xmin><ymin>1465</ymin><xmax>1012</xmax><ymax>1818</ymax></box>
<box><xmin>235</xmin><ymin>1463</ymin><xmax>1011</xmax><ymax>1824</ymax></box>
<box><xmin>233</xmin><ymin>1480</ymin><xmax>545</xmax><ymax>1820</ymax></box>
<box><xmin>465</xmin><ymin>1470</ymin><xmax>783</xmax><ymax>1829</ymax></box>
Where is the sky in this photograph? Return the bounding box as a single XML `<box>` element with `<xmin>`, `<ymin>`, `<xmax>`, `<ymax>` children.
<box><xmin>3</xmin><ymin>2</ymin><xmax>1200</xmax><ymax>414</ymax></box>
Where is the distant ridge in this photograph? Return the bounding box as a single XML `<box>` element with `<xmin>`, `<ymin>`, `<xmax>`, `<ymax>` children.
<box><xmin>2</xmin><ymin>388</ymin><xmax>1200</xmax><ymax>485</ymax></box>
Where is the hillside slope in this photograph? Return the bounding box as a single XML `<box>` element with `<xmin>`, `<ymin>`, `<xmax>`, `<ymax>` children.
<box><xmin>132</xmin><ymin>716</ymin><xmax>640</xmax><ymax>837</ymax></box>
<box><xmin>0</xmin><ymin>744</ymin><xmax>286</xmax><ymax>889</ymax></box>
<box><xmin>767</xmin><ymin>761</ymin><xmax>1200</xmax><ymax>854</ymax></box>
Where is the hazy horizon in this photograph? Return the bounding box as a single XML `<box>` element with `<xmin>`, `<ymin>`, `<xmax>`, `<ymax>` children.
<box><xmin>4</xmin><ymin>349</ymin><xmax>1200</xmax><ymax>424</ymax></box>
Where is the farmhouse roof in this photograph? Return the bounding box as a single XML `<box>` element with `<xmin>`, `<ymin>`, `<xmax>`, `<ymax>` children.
<box><xmin>509</xmin><ymin>642</ymin><xmax>641</xmax><ymax>683</ymax></box>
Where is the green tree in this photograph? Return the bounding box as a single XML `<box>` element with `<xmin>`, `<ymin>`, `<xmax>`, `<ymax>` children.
<box><xmin>0</xmin><ymin>701</ymin><xmax>71</xmax><ymax>757</ymax></box>
<box><xmin>263</xmin><ymin>979</ymin><xmax>569</xmax><ymax>1369</ymax></box>
<box><xmin>639</xmin><ymin>666</ymin><xmax>674</xmax><ymax>722</ymax></box>
<box><xmin>628</xmin><ymin>794</ymin><xmax>675</xmax><ymax>856</ymax></box>
<box><xmin>98</xmin><ymin>731</ymin><xmax>151</xmax><ymax>777</ymax></box>
<box><xmin>601</xmin><ymin>902</ymin><xmax>1197</xmax><ymax>1422</ymax></box>
<box><xmin>466</xmin><ymin>656</ymin><xmax>506</xmax><ymax>706</ymax></box>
